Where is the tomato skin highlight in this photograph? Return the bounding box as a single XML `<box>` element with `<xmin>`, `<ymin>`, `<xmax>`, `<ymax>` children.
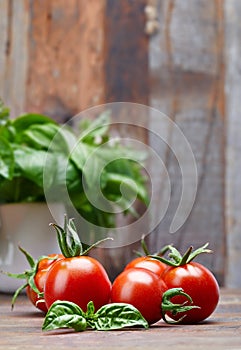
<box><xmin>44</xmin><ymin>256</ymin><xmax>112</xmax><ymax>312</ymax></box>
<box><xmin>124</xmin><ymin>256</ymin><xmax>167</xmax><ymax>277</ymax></box>
<box><xmin>162</xmin><ymin>262</ymin><xmax>220</xmax><ymax>323</ymax></box>
<box><xmin>111</xmin><ymin>267</ymin><xmax>168</xmax><ymax>325</ymax></box>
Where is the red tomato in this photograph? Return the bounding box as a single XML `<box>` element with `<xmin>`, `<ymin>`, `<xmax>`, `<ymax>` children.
<box><xmin>26</xmin><ymin>254</ymin><xmax>64</xmax><ymax>313</ymax></box>
<box><xmin>124</xmin><ymin>256</ymin><xmax>167</xmax><ymax>277</ymax></box>
<box><xmin>111</xmin><ymin>267</ymin><xmax>168</xmax><ymax>325</ymax></box>
<box><xmin>44</xmin><ymin>256</ymin><xmax>111</xmax><ymax>312</ymax></box>
<box><xmin>162</xmin><ymin>262</ymin><xmax>220</xmax><ymax>323</ymax></box>
<box><xmin>37</xmin><ymin>254</ymin><xmax>64</xmax><ymax>271</ymax></box>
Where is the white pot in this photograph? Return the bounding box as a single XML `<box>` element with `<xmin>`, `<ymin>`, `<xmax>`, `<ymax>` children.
<box><xmin>0</xmin><ymin>202</ymin><xmax>65</xmax><ymax>293</ymax></box>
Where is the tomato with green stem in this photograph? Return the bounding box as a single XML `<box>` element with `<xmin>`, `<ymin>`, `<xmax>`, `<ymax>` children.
<box><xmin>44</xmin><ymin>216</ymin><xmax>112</xmax><ymax>312</ymax></box>
<box><xmin>2</xmin><ymin>247</ymin><xmax>63</xmax><ymax>312</ymax></box>
<box><xmin>150</xmin><ymin>243</ymin><xmax>220</xmax><ymax>323</ymax></box>
<box><xmin>111</xmin><ymin>267</ymin><xmax>198</xmax><ymax>325</ymax></box>
<box><xmin>26</xmin><ymin>253</ymin><xmax>64</xmax><ymax>312</ymax></box>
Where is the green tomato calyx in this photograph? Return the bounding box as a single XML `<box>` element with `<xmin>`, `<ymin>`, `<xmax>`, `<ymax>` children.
<box><xmin>161</xmin><ymin>288</ymin><xmax>200</xmax><ymax>324</ymax></box>
<box><xmin>0</xmin><ymin>246</ymin><xmax>54</xmax><ymax>309</ymax></box>
<box><xmin>134</xmin><ymin>234</ymin><xmax>170</xmax><ymax>257</ymax></box>
<box><xmin>149</xmin><ymin>243</ymin><xmax>212</xmax><ymax>267</ymax></box>
<box><xmin>50</xmin><ymin>215</ymin><xmax>113</xmax><ymax>258</ymax></box>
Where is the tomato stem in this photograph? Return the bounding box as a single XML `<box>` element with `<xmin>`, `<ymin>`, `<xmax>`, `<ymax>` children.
<box><xmin>150</xmin><ymin>243</ymin><xmax>212</xmax><ymax>267</ymax></box>
<box><xmin>0</xmin><ymin>246</ymin><xmax>52</xmax><ymax>309</ymax></box>
<box><xmin>161</xmin><ymin>288</ymin><xmax>200</xmax><ymax>324</ymax></box>
<box><xmin>50</xmin><ymin>215</ymin><xmax>113</xmax><ymax>258</ymax></box>
<box><xmin>134</xmin><ymin>235</ymin><xmax>170</xmax><ymax>257</ymax></box>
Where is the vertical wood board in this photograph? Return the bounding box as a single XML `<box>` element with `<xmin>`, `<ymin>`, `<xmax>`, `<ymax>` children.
<box><xmin>0</xmin><ymin>0</ymin><xmax>29</xmax><ymax>117</ymax></box>
<box><xmin>224</xmin><ymin>0</ymin><xmax>241</xmax><ymax>287</ymax></box>
<box><xmin>148</xmin><ymin>0</ymin><xmax>226</xmax><ymax>284</ymax></box>
<box><xmin>25</xmin><ymin>0</ymin><xmax>106</xmax><ymax>119</ymax></box>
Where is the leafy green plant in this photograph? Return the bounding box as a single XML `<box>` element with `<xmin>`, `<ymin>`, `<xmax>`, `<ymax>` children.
<box><xmin>0</xmin><ymin>100</ymin><xmax>148</xmax><ymax>229</ymax></box>
<box><xmin>42</xmin><ymin>300</ymin><xmax>149</xmax><ymax>332</ymax></box>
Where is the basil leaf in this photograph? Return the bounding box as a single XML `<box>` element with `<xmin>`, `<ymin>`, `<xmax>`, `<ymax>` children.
<box><xmin>42</xmin><ymin>301</ymin><xmax>149</xmax><ymax>332</ymax></box>
<box><xmin>94</xmin><ymin>303</ymin><xmax>149</xmax><ymax>330</ymax></box>
<box><xmin>42</xmin><ymin>301</ymin><xmax>87</xmax><ymax>332</ymax></box>
<box><xmin>23</xmin><ymin>123</ymin><xmax>60</xmax><ymax>150</ymax></box>
<box><xmin>70</xmin><ymin>141</ymin><xmax>92</xmax><ymax>173</ymax></box>
<box><xmin>0</xmin><ymin>100</ymin><xmax>10</xmax><ymax>122</ymax></box>
<box><xmin>0</xmin><ymin>136</ymin><xmax>14</xmax><ymax>179</ymax></box>
<box><xmin>102</xmin><ymin>172</ymin><xmax>149</xmax><ymax>206</ymax></box>
<box><xmin>79</xmin><ymin>110</ymin><xmax>110</xmax><ymax>143</ymax></box>
<box><xmin>45</xmin><ymin>153</ymin><xmax>81</xmax><ymax>195</ymax></box>
<box><xmin>13</xmin><ymin>146</ymin><xmax>50</xmax><ymax>188</ymax></box>
<box><xmin>12</xmin><ymin>113</ymin><xmax>56</xmax><ymax>133</ymax></box>
<box><xmin>84</xmin><ymin>301</ymin><xmax>97</xmax><ymax>329</ymax></box>
<box><xmin>85</xmin><ymin>301</ymin><xmax>95</xmax><ymax>317</ymax></box>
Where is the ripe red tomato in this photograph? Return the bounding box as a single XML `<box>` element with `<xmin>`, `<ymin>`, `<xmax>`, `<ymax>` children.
<box><xmin>162</xmin><ymin>262</ymin><xmax>220</xmax><ymax>323</ymax></box>
<box><xmin>111</xmin><ymin>267</ymin><xmax>168</xmax><ymax>324</ymax></box>
<box><xmin>124</xmin><ymin>256</ymin><xmax>167</xmax><ymax>277</ymax></box>
<box><xmin>26</xmin><ymin>254</ymin><xmax>64</xmax><ymax>313</ymax></box>
<box><xmin>37</xmin><ymin>254</ymin><xmax>63</xmax><ymax>271</ymax></box>
<box><xmin>44</xmin><ymin>256</ymin><xmax>112</xmax><ymax>312</ymax></box>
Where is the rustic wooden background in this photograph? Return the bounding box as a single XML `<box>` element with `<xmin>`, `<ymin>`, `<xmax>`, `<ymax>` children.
<box><xmin>0</xmin><ymin>0</ymin><xmax>241</xmax><ymax>287</ymax></box>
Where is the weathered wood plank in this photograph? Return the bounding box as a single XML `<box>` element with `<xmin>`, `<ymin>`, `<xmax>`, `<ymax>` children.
<box><xmin>224</xmin><ymin>0</ymin><xmax>241</xmax><ymax>288</ymax></box>
<box><xmin>90</xmin><ymin>0</ymin><xmax>150</xmax><ymax>281</ymax></box>
<box><xmin>105</xmin><ymin>0</ymin><xmax>149</xmax><ymax>105</ymax></box>
<box><xmin>0</xmin><ymin>0</ymin><xmax>8</xmax><ymax>102</ymax></box>
<box><xmin>0</xmin><ymin>290</ymin><xmax>241</xmax><ymax>349</ymax></box>
<box><xmin>25</xmin><ymin>0</ymin><xmax>106</xmax><ymax>118</ymax></box>
<box><xmin>148</xmin><ymin>0</ymin><xmax>226</xmax><ymax>284</ymax></box>
<box><xmin>0</xmin><ymin>0</ymin><xmax>29</xmax><ymax>117</ymax></box>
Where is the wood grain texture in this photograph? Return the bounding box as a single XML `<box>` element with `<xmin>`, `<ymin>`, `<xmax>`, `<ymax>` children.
<box><xmin>0</xmin><ymin>0</ymin><xmax>29</xmax><ymax>117</ymax></box>
<box><xmin>0</xmin><ymin>289</ymin><xmax>241</xmax><ymax>349</ymax></box>
<box><xmin>25</xmin><ymin>0</ymin><xmax>106</xmax><ymax>119</ymax></box>
<box><xmin>105</xmin><ymin>0</ymin><xmax>149</xmax><ymax>105</ymax></box>
<box><xmin>89</xmin><ymin>0</ymin><xmax>150</xmax><ymax>281</ymax></box>
<box><xmin>224</xmin><ymin>0</ymin><xmax>241</xmax><ymax>288</ymax></box>
<box><xmin>148</xmin><ymin>0</ymin><xmax>226</xmax><ymax>284</ymax></box>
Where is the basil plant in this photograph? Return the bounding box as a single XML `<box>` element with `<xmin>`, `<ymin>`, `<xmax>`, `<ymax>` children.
<box><xmin>0</xmin><ymin>100</ymin><xmax>148</xmax><ymax>230</ymax></box>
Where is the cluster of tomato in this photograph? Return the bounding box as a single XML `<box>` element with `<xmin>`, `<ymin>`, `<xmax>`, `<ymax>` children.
<box><xmin>9</xmin><ymin>218</ymin><xmax>220</xmax><ymax>326</ymax></box>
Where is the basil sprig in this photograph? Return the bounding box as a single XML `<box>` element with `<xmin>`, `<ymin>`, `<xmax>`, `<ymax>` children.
<box><xmin>42</xmin><ymin>300</ymin><xmax>149</xmax><ymax>332</ymax></box>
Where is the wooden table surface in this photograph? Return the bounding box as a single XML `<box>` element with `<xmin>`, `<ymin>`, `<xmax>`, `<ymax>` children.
<box><xmin>0</xmin><ymin>289</ymin><xmax>241</xmax><ymax>350</ymax></box>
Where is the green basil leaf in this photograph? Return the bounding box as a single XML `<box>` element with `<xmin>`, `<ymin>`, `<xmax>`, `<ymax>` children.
<box><xmin>23</xmin><ymin>123</ymin><xmax>59</xmax><ymax>150</ymax></box>
<box><xmin>85</xmin><ymin>301</ymin><xmax>95</xmax><ymax>317</ymax></box>
<box><xmin>42</xmin><ymin>301</ymin><xmax>87</xmax><ymax>332</ymax></box>
<box><xmin>79</xmin><ymin>110</ymin><xmax>110</xmax><ymax>143</ymax></box>
<box><xmin>13</xmin><ymin>146</ymin><xmax>50</xmax><ymax>188</ymax></box>
<box><xmin>0</xmin><ymin>136</ymin><xmax>14</xmax><ymax>179</ymax></box>
<box><xmin>44</xmin><ymin>153</ymin><xmax>81</xmax><ymax>196</ymax></box>
<box><xmin>70</xmin><ymin>141</ymin><xmax>93</xmax><ymax>173</ymax></box>
<box><xmin>12</xmin><ymin>113</ymin><xmax>57</xmax><ymax>133</ymax></box>
<box><xmin>102</xmin><ymin>172</ymin><xmax>149</xmax><ymax>206</ymax></box>
<box><xmin>84</xmin><ymin>301</ymin><xmax>97</xmax><ymax>329</ymax></box>
<box><xmin>94</xmin><ymin>303</ymin><xmax>149</xmax><ymax>330</ymax></box>
<box><xmin>0</xmin><ymin>100</ymin><xmax>10</xmax><ymax>122</ymax></box>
